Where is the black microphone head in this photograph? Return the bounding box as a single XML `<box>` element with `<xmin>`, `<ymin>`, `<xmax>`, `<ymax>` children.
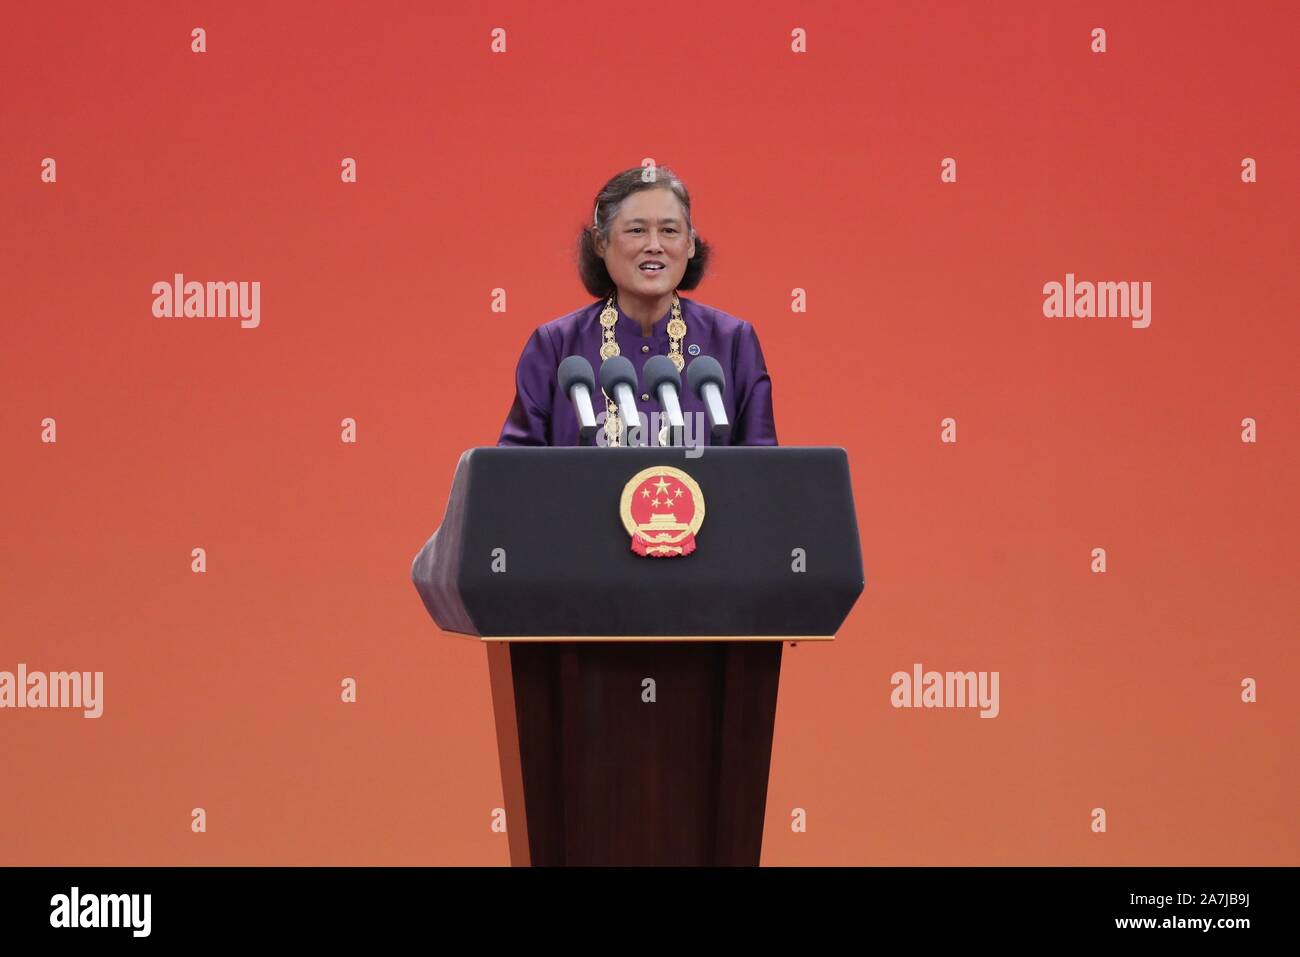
<box><xmin>598</xmin><ymin>354</ymin><xmax>637</xmax><ymax>393</ymax></box>
<box><xmin>642</xmin><ymin>355</ymin><xmax>681</xmax><ymax>395</ymax></box>
<box><xmin>557</xmin><ymin>355</ymin><xmax>596</xmax><ymax>396</ymax></box>
<box><xmin>686</xmin><ymin>354</ymin><xmax>725</xmax><ymax>397</ymax></box>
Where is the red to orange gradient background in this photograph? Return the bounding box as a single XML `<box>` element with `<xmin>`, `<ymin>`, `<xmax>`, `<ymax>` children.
<box><xmin>1</xmin><ymin>1</ymin><xmax>1296</xmax><ymax>865</ymax></box>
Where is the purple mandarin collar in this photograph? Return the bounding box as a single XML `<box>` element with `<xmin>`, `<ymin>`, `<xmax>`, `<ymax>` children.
<box><xmin>613</xmin><ymin>297</ymin><xmax>681</xmax><ymax>339</ymax></box>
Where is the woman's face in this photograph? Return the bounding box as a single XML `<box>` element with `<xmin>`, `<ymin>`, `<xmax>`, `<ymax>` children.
<box><xmin>596</xmin><ymin>187</ymin><xmax>696</xmax><ymax>300</ymax></box>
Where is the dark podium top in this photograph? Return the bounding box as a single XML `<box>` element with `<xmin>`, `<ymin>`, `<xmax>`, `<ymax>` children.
<box><xmin>411</xmin><ymin>447</ymin><xmax>864</xmax><ymax>639</ymax></box>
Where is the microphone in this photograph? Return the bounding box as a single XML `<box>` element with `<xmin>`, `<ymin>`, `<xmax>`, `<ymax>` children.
<box><xmin>598</xmin><ymin>355</ymin><xmax>641</xmax><ymax>439</ymax></box>
<box><xmin>643</xmin><ymin>355</ymin><xmax>685</xmax><ymax>445</ymax></box>
<box><xmin>687</xmin><ymin>354</ymin><xmax>731</xmax><ymax>445</ymax></box>
<box><xmin>557</xmin><ymin>355</ymin><xmax>598</xmax><ymax>445</ymax></box>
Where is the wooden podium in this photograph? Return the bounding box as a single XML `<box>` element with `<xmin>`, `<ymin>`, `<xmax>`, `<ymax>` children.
<box><xmin>411</xmin><ymin>447</ymin><xmax>864</xmax><ymax>865</ymax></box>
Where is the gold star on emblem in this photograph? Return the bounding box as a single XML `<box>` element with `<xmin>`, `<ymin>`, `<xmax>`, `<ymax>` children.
<box><xmin>653</xmin><ymin>477</ymin><xmax>672</xmax><ymax>494</ymax></box>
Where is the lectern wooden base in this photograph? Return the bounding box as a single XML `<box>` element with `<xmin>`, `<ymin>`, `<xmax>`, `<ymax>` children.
<box><xmin>487</xmin><ymin>641</ymin><xmax>783</xmax><ymax>866</ymax></box>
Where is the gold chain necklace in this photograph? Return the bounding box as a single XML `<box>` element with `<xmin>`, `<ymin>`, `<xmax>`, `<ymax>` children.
<box><xmin>598</xmin><ymin>292</ymin><xmax>687</xmax><ymax>446</ymax></box>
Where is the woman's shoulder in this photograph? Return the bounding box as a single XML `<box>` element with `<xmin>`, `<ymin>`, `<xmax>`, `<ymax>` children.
<box><xmin>538</xmin><ymin>300</ymin><xmax>603</xmax><ymax>336</ymax></box>
<box><xmin>513</xmin><ymin>301</ymin><xmax>602</xmax><ymax>359</ymax></box>
<box><xmin>681</xmin><ymin>300</ymin><xmax>759</xmax><ymax>343</ymax></box>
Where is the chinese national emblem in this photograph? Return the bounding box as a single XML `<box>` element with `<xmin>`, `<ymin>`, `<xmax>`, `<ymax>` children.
<box><xmin>619</xmin><ymin>466</ymin><xmax>706</xmax><ymax>558</ymax></box>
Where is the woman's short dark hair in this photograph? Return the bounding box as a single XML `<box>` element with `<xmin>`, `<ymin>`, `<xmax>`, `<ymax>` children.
<box><xmin>576</xmin><ymin>165</ymin><xmax>712</xmax><ymax>299</ymax></box>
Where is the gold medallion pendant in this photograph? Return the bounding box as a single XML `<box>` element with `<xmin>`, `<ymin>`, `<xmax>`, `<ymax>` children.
<box><xmin>599</xmin><ymin>293</ymin><xmax>687</xmax><ymax>446</ymax></box>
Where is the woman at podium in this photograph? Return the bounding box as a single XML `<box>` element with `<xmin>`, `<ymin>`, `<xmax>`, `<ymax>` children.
<box><xmin>497</xmin><ymin>166</ymin><xmax>778</xmax><ymax>448</ymax></box>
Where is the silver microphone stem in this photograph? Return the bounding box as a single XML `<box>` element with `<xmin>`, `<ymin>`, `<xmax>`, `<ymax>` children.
<box><xmin>701</xmin><ymin>382</ymin><xmax>728</xmax><ymax>429</ymax></box>
<box><xmin>613</xmin><ymin>382</ymin><xmax>639</xmax><ymax>433</ymax></box>
<box><xmin>658</xmin><ymin>383</ymin><xmax>685</xmax><ymax>429</ymax></box>
<box><xmin>570</xmin><ymin>383</ymin><xmax>596</xmax><ymax>430</ymax></box>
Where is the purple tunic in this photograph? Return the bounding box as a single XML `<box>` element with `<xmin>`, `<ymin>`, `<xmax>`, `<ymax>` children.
<box><xmin>497</xmin><ymin>297</ymin><xmax>778</xmax><ymax>447</ymax></box>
